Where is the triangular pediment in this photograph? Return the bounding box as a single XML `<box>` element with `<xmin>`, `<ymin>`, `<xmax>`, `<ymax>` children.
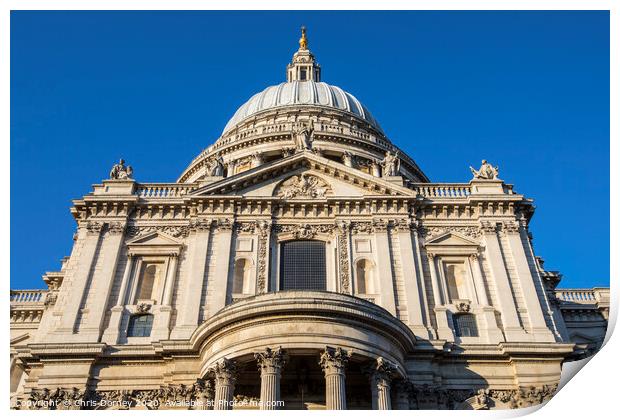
<box><xmin>189</xmin><ymin>151</ymin><xmax>415</xmax><ymax>198</ymax></box>
<box><xmin>425</xmin><ymin>231</ymin><xmax>480</xmax><ymax>247</ymax></box>
<box><xmin>126</xmin><ymin>231</ymin><xmax>182</xmax><ymax>246</ymax></box>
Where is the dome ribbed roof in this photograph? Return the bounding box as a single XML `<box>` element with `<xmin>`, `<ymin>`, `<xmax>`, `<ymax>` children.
<box><xmin>222</xmin><ymin>81</ymin><xmax>383</xmax><ymax>135</ymax></box>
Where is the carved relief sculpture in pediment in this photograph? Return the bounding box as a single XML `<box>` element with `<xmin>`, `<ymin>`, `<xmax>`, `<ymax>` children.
<box><xmin>274</xmin><ymin>174</ymin><xmax>332</xmax><ymax>199</ymax></box>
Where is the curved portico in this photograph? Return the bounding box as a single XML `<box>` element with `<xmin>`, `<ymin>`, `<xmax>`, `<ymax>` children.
<box><xmin>191</xmin><ymin>291</ymin><xmax>414</xmax><ymax>409</ymax></box>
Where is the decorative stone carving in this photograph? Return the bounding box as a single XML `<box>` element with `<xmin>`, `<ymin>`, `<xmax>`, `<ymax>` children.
<box><xmin>470</xmin><ymin>159</ymin><xmax>499</xmax><ymax>180</ymax></box>
<box><xmin>419</xmin><ymin>225</ymin><xmax>481</xmax><ymax>240</ymax></box>
<box><xmin>214</xmin><ymin>218</ymin><xmax>233</xmax><ymax>231</ymax></box>
<box><xmin>85</xmin><ymin>221</ymin><xmax>103</xmax><ymax>235</ymax></box>
<box><xmin>107</xmin><ymin>222</ymin><xmax>126</xmax><ymax>235</ymax></box>
<box><xmin>275</xmin><ymin>223</ymin><xmax>334</xmax><ymax>240</ymax></box>
<box><xmin>367</xmin><ymin>357</ymin><xmax>397</xmax><ymax>410</ymax></box>
<box><xmin>381</xmin><ymin>150</ymin><xmax>400</xmax><ymax>177</ymax></box>
<box><xmin>393</xmin><ymin>218</ymin><xmax>412</xmax><ymax>233</ymax></box>
<box><xmin>335</xmin><ymin>221</ymin><xmax>351</xmax><ymax>293</ymax></box>
<box><xmin>256</xmin><ymin>221</ymin><xmax>271</xmax><ymax>294</ymax></box>
<box><xmin>372</xmin><ymin>219</ymin><xmax>389</xmax><ymax>233</ymax></box>
<box><xmin>502</xmin><ymin>221</ymin><xmax>520</xmax><ymax>234</ymax></box>
<box><xmin>351</xmin><ymin>221</ymin><xmax>374</xmax><ymax>235</ymax></box>
<box><xmin>454</xmin><ymin>300</ymin><xmax>471</xmax><ymax>313</ymax></box>
<box><xmin>189</xmin><ymin>219</ymin><xmax>212</xmax><ymax>233</ymax></box>
<box><xmin>275</xmin><ymin>174</ymin><xmax>331</xmax><ymax>199</ymax></box>
<box><xmin>136</xmin><ymin>303</ymin><xmax>151</xmax><ymax>314</ymax></box>
<box><xmin>109</xmin><ymin>159</ymin><xmax>134</xmax><ymax>180</ymax></box>
<box><xmin>479</xmin><ymin>221</ymin><xmax>497</xmax><ymax>234</ymax></box>
<box><xmin>319</xmin><ymin>346</ymin><xmax>350</xmax><ymax>372</ymax></box>
<box><xmin>292</xmin><ymin>123</ymin><xmax>314</xmax><ymax>151</ymax></box>
<box><xmin>281</xmin><ymin>147</ymin><xmax>295</xmax><ymax>157</ymax></box>
<box><xmin>126</xmin><ymin>224</ymin><xmax>191</xmax><ymax>238</ymax></box>
<box><xmin>472</xmin><ymin>389</ymin><xmax>490</xmax><ymax>410</ymax></box>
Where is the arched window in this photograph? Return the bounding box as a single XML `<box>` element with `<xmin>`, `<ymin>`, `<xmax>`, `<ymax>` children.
<box><xmin>280</xmin><ymin>240</ymin><xmax>326</xmax><ymax>291</ymax></box>
<box><xmin>136</xmin><ymin>263</ymin><xmax>162</xmax><ymax>302</ymax></box>
<box><xmin>127</xmin><ymin>314</ymin><xmax>154</xmax><ymax>337</ymax></box>
<box><xmin>233</xmin><ymin>258</ymin><xmax>252</xmax><ymax>294</ymax></box>
<box><xmin>453</xmin><ymin>313</ymin><xmax>478</xmax><ymax>337</ymax></box>
<box><xmin>355</xmin><ymin>259</ymin><xmax>374</xmax><ymax>294</ymax></box>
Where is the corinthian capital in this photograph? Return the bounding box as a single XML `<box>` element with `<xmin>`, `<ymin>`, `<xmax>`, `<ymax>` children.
<box><xmin>319</xmin><ymin>346</ymin><xmax>351</xmax><ymax>374</ymax></box>
<box><xmin>254</xmin><ymin>347</ymin><xmax>287</xmax><ymax>373</ymax></box>
<box><xmin>366</xmin><ymin>357</ymin><xmax>397</xmax><ymax>386</ymax></box>
<box><xmin>210</xmin><ymin>358</ymin><xmax>237</xmax><ymax>385</ymax></box>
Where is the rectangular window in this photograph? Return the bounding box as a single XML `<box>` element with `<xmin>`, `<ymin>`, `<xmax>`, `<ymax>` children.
<box><xmin>135</xmin><ymin>261</ymin><xmax>164</xmax><ymax>303</ymax></box>
<box><xmin>280</xmin><ymin>240</ymin><xmax>326</xmax><ymax>291</ymax></box>
<box><xmin>300</xmin><ymin>69</ymin><xmax>307</xmax><ymax>80</ymax></box>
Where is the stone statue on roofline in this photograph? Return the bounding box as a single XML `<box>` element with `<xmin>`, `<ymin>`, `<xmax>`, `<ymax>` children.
<box><xmin>470</xmin><ymin>159</ymin><xmax>499</xmax><ymax>180</ymax></box>
<box><xmin>381</xmin><ymin>150</ymin><xmax>400</xmax><ymax>177</ymax></box>
<box><xmin>109</xmin><ymin>159</ymin><xmax>133</xmax><ymax>180</ymax></box>
<box><xmin>207</xmin><ymin>155</ymin><xmax>224</xmax><ymax>177</ymax></box>
<box><xmin>293</xmin><ymin>123</ymin><xmax>314</xmax><ymax>151</ymax></box>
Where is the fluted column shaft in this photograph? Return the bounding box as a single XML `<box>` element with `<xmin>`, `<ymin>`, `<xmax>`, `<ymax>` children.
<box><xmin>320</xmin><ymin>347</ymin><xmax>350</xmax><ymax>410</ymax></box>
<box><xmin>211</xmin><ymin>358</ymin><xmax>237</xmax><ymax>410</ymax></box>
<box><xmin>255</xmin><ymin>347</ymin><xmax>286</xmax><ymax>410</ymax></box>
<box><xmin>367</xmin><ymin>357</ymin><xmax>395</xmax><ymax>410</ymax></box>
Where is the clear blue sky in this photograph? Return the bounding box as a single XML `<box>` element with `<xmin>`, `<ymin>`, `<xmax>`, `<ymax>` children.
<box><xmin>11</xmin><ymin>11</ymin><xmax>609</xmax><ymax>289</ymax></box>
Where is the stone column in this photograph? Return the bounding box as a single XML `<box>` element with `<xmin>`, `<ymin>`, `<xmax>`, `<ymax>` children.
<box><xmin>368</xmin><ymin>357</ymin><xmax>396</xmax><ymax>410</ymax></box>
<box><xmin>254</xmin><ymin>347</ymin><xmax>286</xmax><ymax>410</ymax></box>
<box><xmin>319</xmin><ymin>347</ymin><xmax>350</xmax><ymax>410</ymax></box>
<box><xmin>212</xmin><ymin>358</ymin><xmax>237</xmax><ymax>410</ymax></box>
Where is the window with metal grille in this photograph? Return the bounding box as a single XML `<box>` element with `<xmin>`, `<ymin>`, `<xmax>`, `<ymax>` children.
<box><xmin>280</xmin><ymin>240</ymin><xmax>326</xmax><ymax>291</ymax></box>
<box><xmin>127</xmin><ymin>314</ymin><xmax>154</xmax><ymax>337</ymax></box>
<box><xmin>453</xmin><ymin>313</ymin><xmax>479</xmax><ymax>337</ymax></box>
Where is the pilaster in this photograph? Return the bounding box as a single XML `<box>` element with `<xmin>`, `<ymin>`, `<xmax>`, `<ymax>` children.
<box><xmin>373</xmin><ymin>221</ymin><xmax>396</xmax><ymax>315</ymax></box>
<box><xmin>171</xmin><ymin>219</ymin><xmax>212</xmax><ymax>339</ymax></box>
<box><xmin>394</xmin><ymin>220</ymin><xmax>427</xmax><ymax>337</ymax></box>
<box><xmin>54</xmin><ymin>221</ymin><xmax>103</xmax><ymax>340</ymax></box>
<box><xmin>480</xmin><ymin>221</ymin><xmax>528</xmax><ymax>341</ymax></box>
<box><xmin>80</xmin><ymin>222</ymin><xmax>126</xmax><ymax>341</ymax></box>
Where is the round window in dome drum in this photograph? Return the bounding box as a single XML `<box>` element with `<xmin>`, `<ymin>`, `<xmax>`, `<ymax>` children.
<box><xmin>280</xmin><ymin>240</ymin><xmax>326</xmax><ymax>291</ymax></box>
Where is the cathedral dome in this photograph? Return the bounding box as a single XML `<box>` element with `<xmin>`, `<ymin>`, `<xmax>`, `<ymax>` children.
<box><xmin>222</xmin><ymin>81</ymin><xmax>383</xmax><ymax>135</ymax></box>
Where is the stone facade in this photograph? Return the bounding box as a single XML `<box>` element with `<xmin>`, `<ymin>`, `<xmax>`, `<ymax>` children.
<box><xmin>10</xmin><ymin>29</ymin><xmax>609</xmax><ymax>410</ymax></box>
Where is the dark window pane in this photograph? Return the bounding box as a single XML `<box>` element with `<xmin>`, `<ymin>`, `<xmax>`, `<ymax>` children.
<box><xmin>127</xmin><ymin>314</ymin><xmax>154</xmax><ymax>337</ymax></box>
<box><xmin>280</xmin><ymin>240</ymin><xmax>326</xmax><ymax>291</ymax></box>
<box><xmin>453</xmin><ymin>314</ymin><xmax>478</xmax><ymax>337</ymax></box>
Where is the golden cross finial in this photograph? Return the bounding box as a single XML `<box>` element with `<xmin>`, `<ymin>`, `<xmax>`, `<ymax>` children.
<box><xmin>299</xmin><ymin>26</ymin><xmax>308</xmax><ymax>50</ymax></box>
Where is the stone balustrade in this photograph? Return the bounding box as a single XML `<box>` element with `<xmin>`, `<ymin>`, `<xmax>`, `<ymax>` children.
<box><xmin>135</xmin><ymin>183</ymin><xmax>199</xmax><ymax>198</ymax></box>
<box><xmin>413</xmin><ymin>184</ymin><xmax>472</xmax><ymax>198</ymax></box>
<box><xmin>555</xmin><ymin>289</ymin><xmax>599</xmax><ymax>304</ymax></box>
<box><xmin>10</xmin><ymin>289</ymin><xmax>46</xmax><ymax>304</ymax></box>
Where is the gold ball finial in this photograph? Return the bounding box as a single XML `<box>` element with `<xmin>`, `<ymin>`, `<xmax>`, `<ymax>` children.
<box><xmin>299</xmin><ymin>26</ymin><xmax>308</xmax><ymax>50</ymax></box>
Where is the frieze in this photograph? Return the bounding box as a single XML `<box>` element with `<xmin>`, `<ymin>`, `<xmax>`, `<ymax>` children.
<box><xmin>126</xmin><ymin>224</ymin><xmax>191</xmax><ymax>238</ymax></box>
<box><xmin>275</xmin><ymin>223</ymin><xmax>335</xmax><ymax>240</ymax></box>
